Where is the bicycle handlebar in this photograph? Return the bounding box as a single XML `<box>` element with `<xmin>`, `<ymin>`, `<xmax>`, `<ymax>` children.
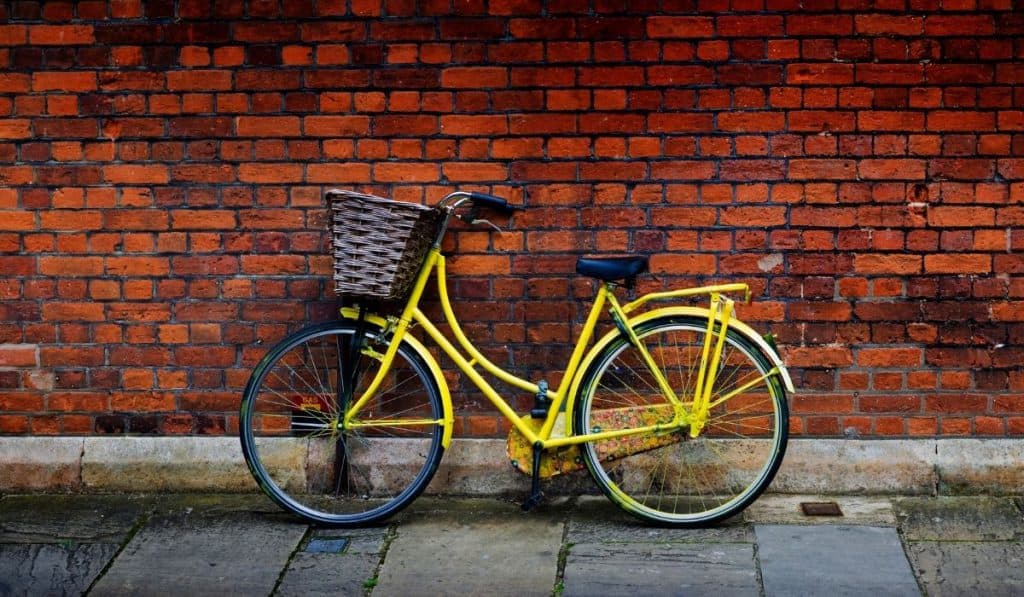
<box><xmin>438</xmin><ymin>191</ymin><xmax>521</xmax><ymax>215</ymax></box>
<box><xmin>466</xmin><ymin>192</ymin><xmax>518</xmax><ymax>215</ymax></box>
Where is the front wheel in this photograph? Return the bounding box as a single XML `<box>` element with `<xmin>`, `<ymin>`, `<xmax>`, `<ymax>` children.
<box><xmin>573</xmin><ymin>315</ymin><xmax>788</xmax><ymax>526</ymax></box>
<box><xmin>240</xmin><ymin>320</ymin><xmax>445</xmax><ymax>526</ymax></box>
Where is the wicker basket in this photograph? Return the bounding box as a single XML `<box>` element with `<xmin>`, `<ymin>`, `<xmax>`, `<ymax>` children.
<box><xmin>328</xmin><ymin>189</ymin><xmax>441</xmax><ymax>301</ymax></box>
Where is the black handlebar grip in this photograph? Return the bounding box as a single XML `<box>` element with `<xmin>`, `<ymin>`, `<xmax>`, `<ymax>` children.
<box><xmin>468</xmin><ymin>192</ymin><xmax>519</xmax><ymax>214</ymax></box>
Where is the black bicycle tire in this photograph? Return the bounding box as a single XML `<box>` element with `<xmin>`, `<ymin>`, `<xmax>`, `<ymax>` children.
<box><xmin>239</xmin><ymin>320</ymin><xmax>445</xmax><ymax>526</ymax></box>
<box><xmin>572</xmin><ymin>314</ymin><xmax>789</xmax><ymax>527</ymax></box>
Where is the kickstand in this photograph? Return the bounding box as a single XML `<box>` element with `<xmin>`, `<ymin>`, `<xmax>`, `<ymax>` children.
<box><xmin>521</xmin><ymin>443</ymin><xmax>544</xmax><ymax>511</ymax></box>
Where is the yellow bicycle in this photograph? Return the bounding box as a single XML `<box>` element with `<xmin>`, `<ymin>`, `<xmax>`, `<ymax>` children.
<box><xmin>240</xmin><ymin>190</ymin><xmax>795</xmax><ymax>527</ymax></box>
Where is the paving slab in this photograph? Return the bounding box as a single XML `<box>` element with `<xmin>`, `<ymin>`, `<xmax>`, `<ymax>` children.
<box><xmin>895</xmin><ymin>496</ymin><xmax>1024</xmax><ymax>541</ymax></box>
<box><xmin>275</xmin><ymin>552</ymin><xmax>380</xmax><ymax>596</ymax></box>
<box><xmin>0</xmin><ymin>543</ymin><xmax>119</xmax><ymax>596</ymax></box>
<box><xmin>569</xmin><ymin>496</ymin><xmax>754</xmax><ymax>544</ymax></box>
<box><xmin>375</xmin><ymin>500</ymin><xmax>563</xmax><ymax>596</ymax></box>
<box><xmin>906</xmin><ymin>541</ymin><xmax>1024</xmax><ymax>596</ymax></box>
<box><xmin>746</xmin><ymin>494</ymin><xmax>897</xmax><ymax>526</ymax></box>
<box><xmin>89</xmin><ymin>510</ymin><xmax>306</xmax><ymax>596</ymax></box>
<box><xmin>0</xmin><ymin>494</ymin><xmax>151</xmax><ymax>544</ymax></box>
<box><xmin>756</xmin><ymin>525</ymin><xmax>920</xmax><ymax>597</ymax></box>
<box><xmin>562</xmin><ymin>542</ymin><xmax>759</xmax><ymax>596</ymax></box>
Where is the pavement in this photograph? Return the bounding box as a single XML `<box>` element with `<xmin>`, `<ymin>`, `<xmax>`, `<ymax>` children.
<box><xmin>2</xmin><ymin>493</ymin><xmax>1024</xmax><ymax>596</ymax></box>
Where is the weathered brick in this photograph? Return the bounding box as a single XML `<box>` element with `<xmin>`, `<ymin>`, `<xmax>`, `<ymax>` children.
<box><xmin>646</xmin><ymin>16</ymin><xmax>714</xmax><ymax>38</ymax></box>
<box><xmin>29</xmin><ymin>25</ymin><xmax>94</xmax><ymax>45</ymax></box>
<box><xmin>32</xmin><ymin>71</ymin><xmax>96</xmax><ymax>92</ymax></box>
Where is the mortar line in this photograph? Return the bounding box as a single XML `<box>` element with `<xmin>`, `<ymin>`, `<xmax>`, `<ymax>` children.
<box><xmin>83</xmin><ymin>507</ymin><xmax>152</xmax><ymax>595</ymax></box>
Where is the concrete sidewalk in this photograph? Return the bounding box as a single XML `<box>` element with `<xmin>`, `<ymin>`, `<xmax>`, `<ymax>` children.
<box><xmin>2</xmin><ymin>493</ymin><xmax>1023</xmax><ymax>596</ymax></box>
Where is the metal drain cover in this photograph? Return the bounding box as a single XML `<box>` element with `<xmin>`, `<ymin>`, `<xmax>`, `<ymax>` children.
<box><xmin>305</xmin><ymin>537</ymin><xmax>350</xmax><ymax>553</ymax></box>
<box><xmin>800</xmin><ymin>501</ymin><xmax>843</xmax><ymax>517</ymax></box>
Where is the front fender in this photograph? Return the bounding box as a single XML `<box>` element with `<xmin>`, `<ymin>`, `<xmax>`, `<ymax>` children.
<box><xmin>565</xmin><ymin>306</ymin><xmax>795</xmax><ymax>435</ymax></box>
<box><xmin>339</xmin><ymin>308</ymin><xmax>454</xmax><ymax>449</ymax></box>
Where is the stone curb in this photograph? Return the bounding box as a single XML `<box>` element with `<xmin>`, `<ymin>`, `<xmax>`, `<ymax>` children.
<box><xmin>1</xmin><ymin>437</ymin><xmax>1022</xmax><ymax>494</ymax></box>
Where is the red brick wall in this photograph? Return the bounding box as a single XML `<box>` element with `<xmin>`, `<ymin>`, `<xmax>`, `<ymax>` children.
<box><xmin>1</xmin><ymin>0</ymin><xmax>1023</xmax><ymax>438</ymax></box>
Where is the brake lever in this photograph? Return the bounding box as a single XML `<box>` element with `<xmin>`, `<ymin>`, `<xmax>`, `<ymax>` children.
<box><xmin>469</xmin><ymin>218</ymin><xmax>502</xmax><ymax>233</ymax></box>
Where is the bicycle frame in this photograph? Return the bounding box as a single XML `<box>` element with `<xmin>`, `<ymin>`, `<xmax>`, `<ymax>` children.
<box><xmin>340</xmin><ymin>243</ymin><xmax>795</xmax><ymax>452</ymax></box>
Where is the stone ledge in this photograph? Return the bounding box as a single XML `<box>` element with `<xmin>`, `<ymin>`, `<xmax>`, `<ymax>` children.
<box><xmin>0</xmin><ymin>437</ymin><xmax>1018</xmax><ymax>494</ymax></box>
<box><xmin>0</xmin><ymin>437</ymin><xmax>83</xmax><ymax>491</ymax></box>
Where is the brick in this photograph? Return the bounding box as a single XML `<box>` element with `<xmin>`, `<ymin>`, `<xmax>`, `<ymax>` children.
<box><xmin>856</xmin><ymin>64</ymin><xmax>925</xmax><ymax>85</ymax></box>
<box><xmin>306</xmin><ymin>163</ymin><xmax>371</xmax><ymax>183</ymax></box>
<box><xmin>166</xmin><ymin>70</ymin><xmax>232</xmax><ymax>91</ymax></box>
<box><xmin>442</xmin><ymin>67</ymin><xmax>508</xmax><ymax>88</ymax></box>
<box><xmin>0</xmin><ymin>73</ymin><xmax>30</xmax><ymax>93</ymax></box>
<box><xmin>0</xmin><ymin>119</ymin><xmax>30</xmax><ymax>140</ymax></box>
<box><xmin>0</xmin><ymin>344</ymin><xmax>38</xmax><ymax>367</ymax></box>
<box><xmin>858</xmin><ymin>111</ymin><xmax>925</xmax><ymax>131</ymax></box>
<box><xmin>789</xmin><ymin>301</ymin><xmax>853</xmax><ymax>321</ymax></box>
<box><xmin>927</xmin><ymin>111</ymin><xmax>995</xmax><ymax>132</ymax></box>
<box><xmin>854</xmin><ymin>254</ymin><xmax>922</xmax><ymax>275</ymax></box>
<box><xmin>857</xmin><ymin>347</ymin><xmax>922</xmax><ymax>367</ymax></box>
<box><xmin>786</xmin><ymin>15</ymin><xmax>853</xmax><ymax>36</ymax></box>
<box><xmin>29</xmin><ymin>25</ymin><xmax>94</xmax><ymax>45</ymax></box>
<box><xmin>859</xmin><ymin>159</ymin><xmax>926</xmax><ymax>180</ymax></box>
<box><xmin>39</xmin><ymin>257</ymin><xmax>104</xmax><ymax>277</ymax></box>
<box><xmin>785</xmin><ymin>346</ymin><xmax>854</xmax><ymax>368</ymax></box>
<box><xmin>855</xmin><ymin>15</ymin><xmax>924</xmax><ymax>36</ymax></box>
<box><xmin>646</xmin><ymin>16</ymin><xmax>714</xmax><ymax>38</ymax></box>
<box><xmin>103</xmin><ymin>165</ymin><xmax>169</xmax><ymax>184</ymax></box>
<box><xmin>32</xmin><ymin>72</ymin><xmax>97</xmax><ymax>92</ymax></box>
<box><xmin>236</xmin><ymin>116</ymin><xmax>301</xmax><ymax>137</ymax></box>
<box><xmin>238</xmin><ymin>163</ymin><xmax>303</xmax><ymax>183</ymax></box>
<box><xmin>789</xmin><ymin>111</ymin><xmax>856</xmax><ymax>133</ymax></box>
<box><xmin>373</xmin><ymin>162</ymin><xmax>439</xmax><ymax>182</ymax></box>
<box><xmin>443</xmin><ymin>162</ymin><xmax>509</xmax><ymax>182</ymax></box>
<box><xmin>717</xmin><ymin>15</ymin><xmax>783</xmax><ymax>37</ymax></box>
<box><xmin>648</xmin><ymin>253</ymin><xmax>716</xmax><ymax>274</ymax></box>
<box><xmin>0</xmin><ymin>25</ymin><xmax>27</xmax><ymax>45</ymax></box>
<box><xmin>440</xmin><ymin>115</ymin><xmax>508</xmax><ymax>136</ymax></box>
<box><xmin>646</xmin><ymin>65</ymin><xmax>714</xmax><ymax>86</ymax></box>
<box><xmin>718</xmin><ymin>112</ymin><xmax>785</xmax><ymax>132</ymax></box>
<box><xmin>929</xmin><ymin>158</ymin><xmax>991</xmax><ymax>180</ymax></box>
<box><xmin>303</xmin><ymin>115</ymin><xmax>370</xmax><ymax>136</ymax></box>
<box><xmin>786</xmin><ymin>63</ymin><xmax>854</xmax><ymax>85</ymax></box>
<box><xmin>171</xmin><ymin>210</ymin><xmax>237</xmax><ymax>230</ymax></box>
<box><xmin>788</xmin><ymin>159</ymin><xmax>857</xmax><ymax>180</ymax></box>
<box><xmin>924</xmin><ymin>254</ymin><xmax>991</xmax><ymax>274</ymax></box>
<box><xmin>927</xmin><ymin>64</ymin><xmax>993</xmax><ymax>85</ymax></box>
<box><xmin>648</xmin><ymin>113</ymin><xmax>714</xmax><ymax>133</ymax></box>
<box><xmin>925</xmin><ymin>15</ymin><xmax>994</xmax><ymax>36</ymax></box>
<box><xmin>42</xmin><ymin>303</ymin><xmax>104</xmax><ymax>321</ymax></box>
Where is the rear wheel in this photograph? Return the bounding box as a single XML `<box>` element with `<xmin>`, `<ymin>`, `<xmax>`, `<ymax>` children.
<box><xmin>573</xmin><ymin>315</ymin><xmax>788</xmax><ymax>526</ymax></box>
<box><xmin>240</xmin><ymin>321</ymin><xmax>444</xmax><ymax>526</ymax></box>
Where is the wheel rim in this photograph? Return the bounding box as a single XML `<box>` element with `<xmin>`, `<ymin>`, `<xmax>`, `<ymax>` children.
<box><xmin>241</xmin><ymin>324</ymin><xmax>443</xmax><ymax>524</ymax></box>
<box><xmin>578</xmin><ymin>320</ymin><xmax>786</xmax><ymax>524</ymax></box>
